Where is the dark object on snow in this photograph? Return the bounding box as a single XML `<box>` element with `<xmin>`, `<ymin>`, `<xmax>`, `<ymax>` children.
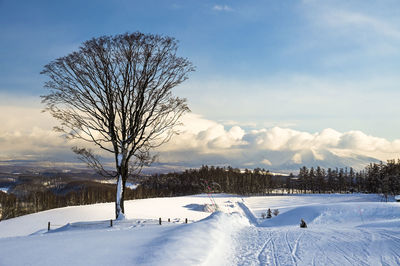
<box><xmin>273</xmin><ymin>209</ymin><xmax>279</xmax><ymax>216</ymax></box>
<box><xmin>267</xmin><ymin>208</ymin><xmax>272</xmax><ymax>219</ymax></box>
<box><xmin>300</xmin><ymin>218</ymin><xmax>307</xmax><ymax>228</ymax></box>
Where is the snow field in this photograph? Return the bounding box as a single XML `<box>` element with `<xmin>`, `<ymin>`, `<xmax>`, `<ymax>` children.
<box><xmin>243</xmin><ymin>194</ymin><xmax>400</xmax><ymax>227</ymax></box>
<box><xmin>0</xmin><ymin>193</ymin><xmax>400</xmax><ymax>265</ymax></box>
<box><xmin>0</xmin><ymin>194</ymin><xmax>237</xmax><ymax>238</ymax></box>
<box><xmin>0</xmin><ymin>194</ymin><xmax>247</xmax><ymax>266</ymax></box>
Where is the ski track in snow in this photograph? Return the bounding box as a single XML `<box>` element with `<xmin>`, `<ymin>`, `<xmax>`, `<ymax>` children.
<box><xmin>230</xmin><ymin>225</ymin><xmax>400</xmax><ymax>266</ymax></box>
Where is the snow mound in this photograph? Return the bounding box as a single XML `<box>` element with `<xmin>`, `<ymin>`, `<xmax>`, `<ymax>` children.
<box><xmin>137</xmin><ymin>211</ymin><xmax>249</xmax><ymax>265</ymax></box>
<box><xmin>237</xmin><ymin>201</ymin><xmax>258</xmax><ymax>225</ymax></box>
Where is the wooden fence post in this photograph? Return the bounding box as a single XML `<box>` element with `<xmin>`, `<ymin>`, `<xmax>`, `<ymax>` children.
<box><xmin>110</xmin><ymin>219</ymin><xmax>113</xmax><ymax>227</ymax></box>
<box><xmin>168</xmin><ymin>218</ymin><xmax>170</xmax><ymax>222</ymax></box>
<box><xmin>185</xmin><ymin>218</ymin><xmax>188</xmax><ymax>224</ymax></box>
<box><xmin>48</xmin><ymin>221</ymin><xmax>50</xmax><ymax>231</ymax></box>
<box><xmin>159</xmin><ymin>218</ymin><xmax>162</xmax><ymax>225</ymax></box>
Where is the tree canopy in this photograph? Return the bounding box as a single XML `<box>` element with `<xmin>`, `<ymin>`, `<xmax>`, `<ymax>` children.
<box><xmin>41</xmin><ymin>32</ymin><xmax>194</xmax><ymax>218</ymax></box>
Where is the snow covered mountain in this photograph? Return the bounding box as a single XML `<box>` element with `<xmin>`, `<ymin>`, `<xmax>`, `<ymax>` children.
<box><xmin>269</xmin><ymin>149</ymin><xmax>380</xmax><ymax>173</ymax></box>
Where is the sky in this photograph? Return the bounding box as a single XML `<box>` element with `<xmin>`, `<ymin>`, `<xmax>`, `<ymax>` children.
<box><xmin>1</xmin><ymin>0</ymin><xmax>400</xmax><ymax>172</ymax></box>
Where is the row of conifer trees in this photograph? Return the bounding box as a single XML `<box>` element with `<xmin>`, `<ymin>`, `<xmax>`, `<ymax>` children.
<box><xmin>293</xmin><ymin>160</ymin><xmax>400</xmax><ymax>196</ymax></box>
<box><xmin>2</xmin><ymin>160</ymin><xmax>400</xmax><ymax>220</ymax></box>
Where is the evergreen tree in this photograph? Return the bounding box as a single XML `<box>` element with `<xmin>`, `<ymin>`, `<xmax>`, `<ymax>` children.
<box><xmin>315</xmin><ymin>166</ymin><xmax>325</xmax><ymax>193</ymax></box>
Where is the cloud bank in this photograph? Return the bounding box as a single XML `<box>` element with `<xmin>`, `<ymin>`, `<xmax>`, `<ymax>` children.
<box><xmin>156</xmin><ymin>113</ymin><xmax>400</xmax><ymax>171</ymax></box>
<box><xmin>1</xmin><ymin>104</ymin><xmax>399</xmax><ymax>172</ymax></box>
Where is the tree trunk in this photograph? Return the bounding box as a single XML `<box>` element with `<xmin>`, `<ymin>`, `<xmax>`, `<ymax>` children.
<box><xmin>115</xmin><ymin>165</ymin><xmax>128</xmax><ymax>219</ymax></box>
<box><xmin>115</xmin><ymin>175</ymin><xmax>123</xmax><ymax>219</ymax></box>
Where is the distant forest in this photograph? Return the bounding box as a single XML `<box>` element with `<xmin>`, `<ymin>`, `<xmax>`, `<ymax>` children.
<box><xmin>1</xmin><ymin>160</ymin><xmax>400</xmax><ymax>220</ymax></box>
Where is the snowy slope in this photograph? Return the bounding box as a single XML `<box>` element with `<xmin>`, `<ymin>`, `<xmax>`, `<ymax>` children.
<box><xmin>1</xmin><ymin>194</ymin><xmax>400</xmax><ymax>265</ymax></box>
<box><xmin>0</xmin><ymin>194</ymin><xmax>240</xmax><ymax>238</ymax></box>
<box><xmin>232</xmin><ymin>194</ymin><xmax>400</xmax><ymax>265</ymax></box>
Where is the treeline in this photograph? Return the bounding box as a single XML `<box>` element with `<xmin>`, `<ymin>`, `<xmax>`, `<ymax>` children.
<box><xmin>292</xmin><ymin>160</ymin><xmax>400</xmax><ymax>196</ymax></box>
<box><xmin>0</xmin><ymin>181</ymin><xmax>114</xmax><ymax>220</ymax></box>
<box><xmin>0</xmin><ymin>181</ymin><xmax>154</xmax><ymax>220</ymax></box>
<box><xmin>2</xmin><ymin>160</ymin><xmax>400</xmax><ymax>220</ymax></box>
<box><xmin>139</xmin><ymin>165</ymin><xmax>281</xmax><ymax>196</ymax></box>
<box><xmin>0</xmin><ymin>166</ymin><xmax>280</xmax><ymax>220</ymax></box>
<box><xmin>137</xmin><ymin>161</ymin><xmax>400</xmax><ymax>197</ymax></box>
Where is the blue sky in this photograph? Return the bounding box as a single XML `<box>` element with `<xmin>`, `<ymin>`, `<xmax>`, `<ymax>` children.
<box><xmin>1</xmin><ymin>0</ymin><xmax>400</xmax><ymax>170</ymax></box>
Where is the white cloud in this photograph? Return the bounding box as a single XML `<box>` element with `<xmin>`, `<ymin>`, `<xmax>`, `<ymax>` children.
<box><xmin>338</xmin><ymin>130</ymin><xmax>389</xmax><ymax>151</ymax></box>
<box><xmin>0</xmin><ymin>102</ymin><xmax>108</xmax><ymax>162</ymax></box>
<box><xmin>213</xmin><ymin>5</ymin><xmax>233</xmax><ymax>12</ymax></box>
<box><xmin>158</xmin><ymin>114</ymin><xmax>400</xmax><ymax>169</ymax></box>
<box><xmin>159</xmin><ymin>113</ymin><xmax>246</xmax><ymax>153</ymax></box>
<box><xmin>185</xmin><ymin>73</ymin><xmax>400</xmax><ymax>142</ymax></box>
<box><xmin>1</xmin><ymin>103</ymin><xmax>400</xmax><ymax>171</ymax></box>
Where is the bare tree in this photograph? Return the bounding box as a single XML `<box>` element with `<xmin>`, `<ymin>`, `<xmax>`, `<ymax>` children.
<box><xmin>41</xmin><ymin>32</ymin><xmax>194</xmax><ymax>219</ymax></box>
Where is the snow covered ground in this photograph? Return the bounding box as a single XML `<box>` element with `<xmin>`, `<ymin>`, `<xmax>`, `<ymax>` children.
<box><xmin>0</xmin><ymin>193</ymin><xmax>399</xmax><ymax>265</ymax></box>
<box><xmin>232</xmin><ymin>194</ymin><xmax>400</xmax><ymax>265</ymax></box>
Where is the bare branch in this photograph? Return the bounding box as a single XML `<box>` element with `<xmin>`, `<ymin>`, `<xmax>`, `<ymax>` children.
<box><xmin>72</xmin><ymin>146</ymin><xmax>117</xmax><ymax>178</ymax></box>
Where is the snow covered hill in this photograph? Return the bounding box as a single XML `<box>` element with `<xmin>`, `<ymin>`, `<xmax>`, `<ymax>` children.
<box><xmin>1</xmin><ymin>194</ymin><xmax>400</xmax><ymax>265</ymax></box>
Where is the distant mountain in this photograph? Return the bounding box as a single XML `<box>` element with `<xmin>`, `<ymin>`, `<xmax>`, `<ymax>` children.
<box><xmin>0</xmin><ymin>149</ymin><xmax>381</xmax><ymax>176</ymax></box>
<box><xmin>267</xmin><ymin>149</ymin><xmax>380</xmax><ymax>173</ymax></box>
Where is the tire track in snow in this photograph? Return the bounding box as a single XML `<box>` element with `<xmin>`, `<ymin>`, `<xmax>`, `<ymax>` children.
<box><xmin>308</xmin><ymin>230</ymin><xmax>338</xmax><ymax>266</ymax></box>
<box><xmin>357</xmin><ymin>228</ymin><xmax>389</xmax><ymax>265</ymax></box>
<box><xmin>325</xmin><ymin>230</ymin><xmax>369</xmax><ymax>266</ymax></box>
<box><xmin>284</xmin><ymin>230</ymin><xmax>298</xmax><ymax>266</ymax></box>
<box><xmin>232</xmin><ymin>201</ymin><xmax>282</xmax><ymax>266</ymax></box>
<box><xmin>256</xmin><ymin>231</ymin><xmax>280</xmax><ymax>266</ymax></box>
<box><xmin>270</xmin><ymin>233</ymin><xmax>279</xmax><ymax>266</ymax></box>
<box><xmin>331</xmin><ymin>242</ymin><xmax>357</xmax><ymax>264</ymax></box>
<box><xmin>257</xmin><ymin>235</ymin><xmax>273</xmax><ymax>266</ymax></box>
<box><xmin>229</xmin><ymin>226</ymin><xmax>267</xmax><ymax>265</ymax></box>
<box><xmin>377</xmin><ymin>231</ymin><xmax>400</xmax><ymax>265</ymax></box>
<box><xmin>291</xmin><ymin>231</ymin><xmax>304</xmax><ymax>263</ymax></box>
